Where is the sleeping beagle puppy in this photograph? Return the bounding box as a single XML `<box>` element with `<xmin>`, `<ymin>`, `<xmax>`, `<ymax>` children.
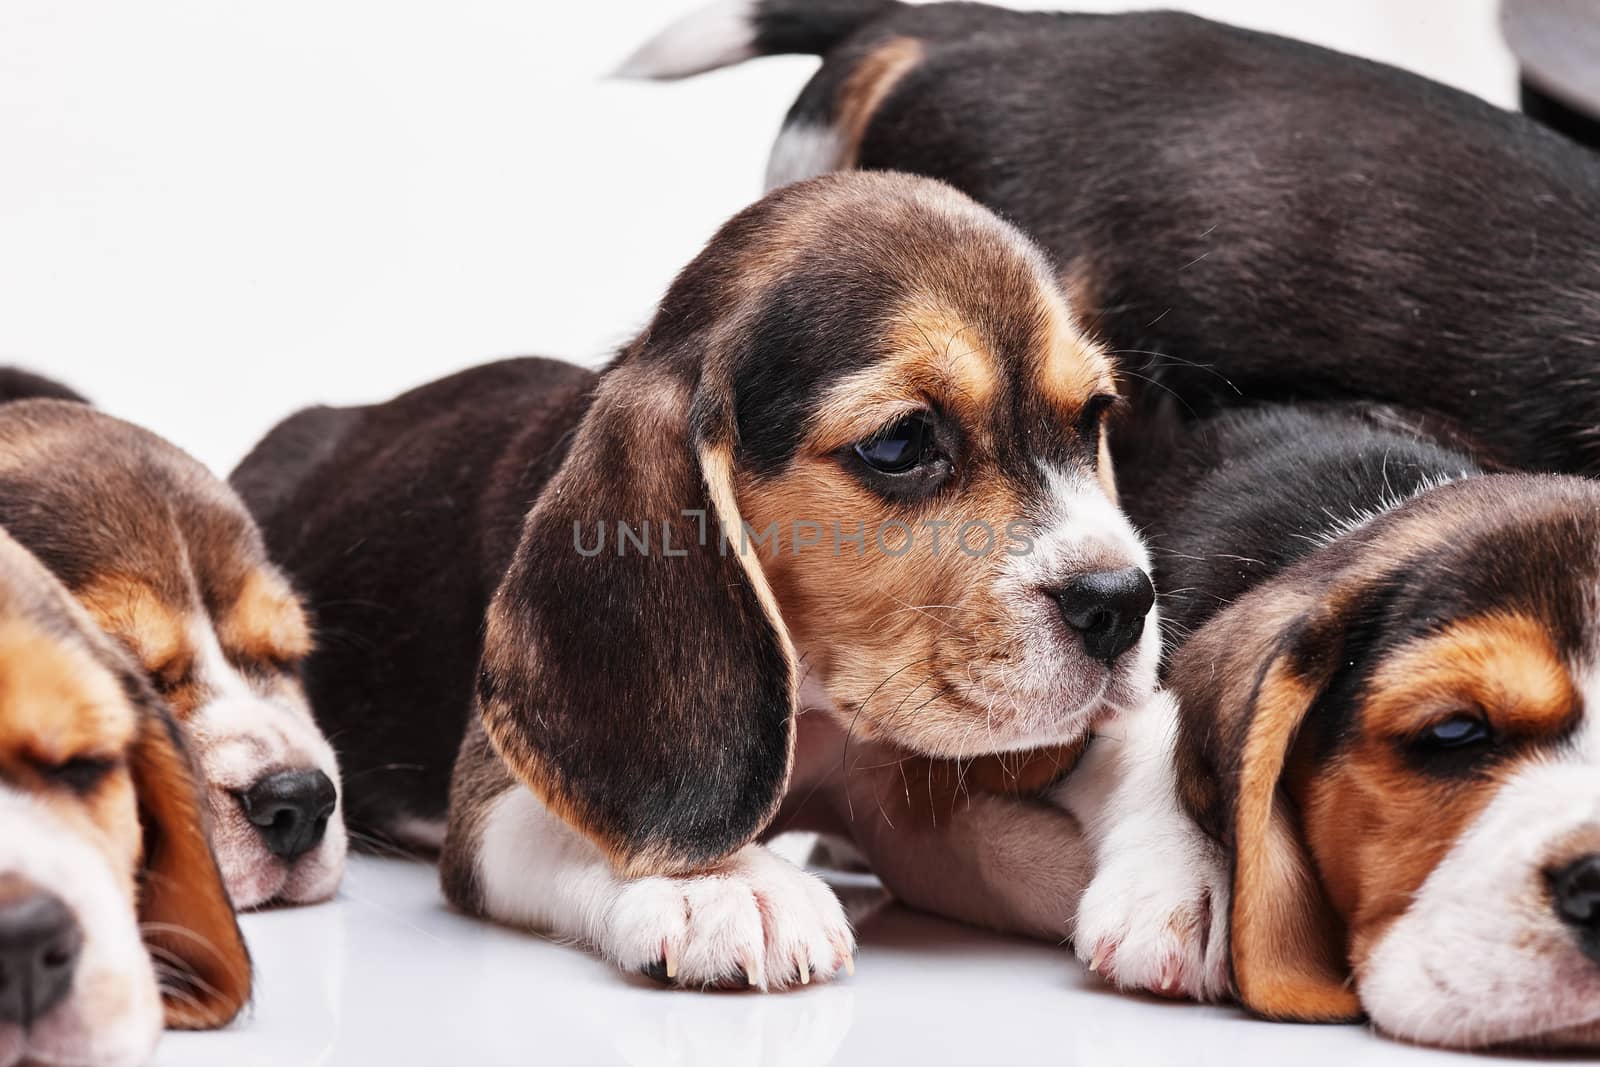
<box><xmin>1116</xmin><ymin>404</ymin><xmax>1600</xmax><ymax>1049</ymax></box>
<box><xmin>623</xmin><ymin>1</ymin><xmax>1600</xmax><ymax>476</ymax></box>
<box><xmin>0</xmin><ymin>380</ymin><xmax>346</xmax><ymax>910</ymax></box>
<box><xmin>233</xmin><ymin>172</ymin><xmax>1227</xmax><ymax>995</ymax></box>
<box><xmin>0</xmin><ymin>525</ymin><xmax>250</xmax><ymax>1067</ymax></box>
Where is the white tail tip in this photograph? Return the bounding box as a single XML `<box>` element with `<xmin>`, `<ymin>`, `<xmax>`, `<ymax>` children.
<box><xmin>613</xmin><ymin>0</ymin><xmax>761</xmax><ymax>80</ymax></box>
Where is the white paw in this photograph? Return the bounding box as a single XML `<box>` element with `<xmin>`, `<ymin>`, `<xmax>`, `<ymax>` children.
<box><xmin>1073</xmin><ymin>833</ymin><xmax>1231</xmax><ymax>1001</ymax></box>
<box><xmin>601</xmin><ymin>845</ymin><xmax>855</xmax><ymax>990</ymax></box>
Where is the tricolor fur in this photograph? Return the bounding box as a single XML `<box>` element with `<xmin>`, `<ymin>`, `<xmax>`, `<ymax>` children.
<box><xmin>0</xmin><ymin>382</ymin><xmax>345</xmax><ymax>910</ymax></box>
<box><xmin>0</xmin><ymin>529</ymin><xmax>250</xmax><ymax>1067</ymax></box>
<box><xmin>624</xmin><ymin>1</ymin><xmax>1600</xmax><ymax>476</ymax></box>
<box><xmin>1124</xmin><ymin>405</ymin><xmax>1600</xmax><ymax>1048</ymax></box>
<box><xmin>234</xmin><ymin>172</ymin><xmax>1222</xmax><ymax>995</ymax></box>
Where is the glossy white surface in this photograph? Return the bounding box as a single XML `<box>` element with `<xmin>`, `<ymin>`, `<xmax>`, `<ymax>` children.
<box><xmin>157</xmin><ymin>855</ymin><xmax>1540</xmax><ymax>1067</ymax></box>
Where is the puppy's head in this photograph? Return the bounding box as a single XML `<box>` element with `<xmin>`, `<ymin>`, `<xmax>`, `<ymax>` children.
<box><xmin>480</xmin><ymin>172</ymin><xmax>1153</xmax><ymax>877</ymax></box>
<box><xmin>1172</xmin><ymin>474</ymin><xmax>1600</xmax><ymax>1049</ymax></box>
<box><xmin>0</xmin><ymin>401</ymin><xmax>345</xmax><ymax>910</ymax></box>
<box><xmin>0</xmin><ymin>530</ymin><xmax>249</xmax><ymax>1067</ymax></box>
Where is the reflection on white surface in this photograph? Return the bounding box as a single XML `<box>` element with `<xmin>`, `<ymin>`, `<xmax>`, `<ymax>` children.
<box><xmin>607</xmin><ymin>983</ymin><xmax>854</xmax><ymax>1067</ymax></box>
<box><xmin>156</xmin><ymin>856</ymin><xmax>1548</xmax><ymax>1066</ymax></box>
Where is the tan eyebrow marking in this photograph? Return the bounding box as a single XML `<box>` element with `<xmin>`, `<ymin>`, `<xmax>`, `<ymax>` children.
<box><xmin>1363</xmin><ymin>611</ymin><xmax>1573</xmax><ymax>738</ymax></box>
<box><xmin>1038</xmin><ymin>302</ymin><xmax>1116</xmax><ymax>418</ymax></box>
<box><xmin>220</xmin><ymin>568</ymin><xmax>312</xmax><ymax>664</ymax></box>
<box><xmin>807</xmin><ymin>294</ymin><xmax>998</xmax><ymax>453</ymax></box>
<box><xmin>0</xmin><ymin>618</ymin><xmax>134</xmax><ymax>769</ymax></box>
<box><xmin>76</xmin><ymin>575</ymin><xmax>185</xmax><ymax>675</ymax></box>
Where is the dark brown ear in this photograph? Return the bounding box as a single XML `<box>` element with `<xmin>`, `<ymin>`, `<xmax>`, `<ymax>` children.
<box><xmin>131</xmin><ymin>702</ymin><xmax>252</xmax><ymax>1030</ymax></box>
<box><xmin>478</xmin><ymin>357</ymin><xmax>797</xmax><ymax>880</ymax></box>
<box><xmin>1170</xmin><ymin>581</ymin><xmax>1365</xmax><ymax>1024</ymax></box>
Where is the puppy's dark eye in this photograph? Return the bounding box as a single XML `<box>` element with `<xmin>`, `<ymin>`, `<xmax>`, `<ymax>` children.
<box><xmin>44</xmin><ymin>756</ymin><xmax>117</xmax><ymax>794</ymax></box>
<box><xmin>1077</xmin><ymin>393</ymin><xmax>1119</xmax><ymax>439</ymax></box>
<box><xmin>1420</xmin><ymin>713</ymin><xmax>1492</xmax><ymax>750</ymax></box>
<box><xmin>854</xmin><ymin>414</ymin><xmax>934</xmax><ymax>474</ymax></box>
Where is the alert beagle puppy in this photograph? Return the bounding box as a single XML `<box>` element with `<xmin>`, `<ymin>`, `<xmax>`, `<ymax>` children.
<box><xmin>623</xmin><ymin>1</ymin><xmax>1600</xmax><ymax>475</ymax></box>
<box><xmin>0</xmin><ymin>381</ymin><xmax>346</xmax><ymax>910</ymax></box>
<box><xmin>234</xmin><ymin>172</ymin><xmax>1226</xmax><ymax>994</ymax></box>
<box><xmin>1117</xmin><ymin>404</ymin><xmax>1600</xmax><ymax>1049</ymax></box>
<box><xmin>0</xmin><ymin>526</ymin><xmax>250</xmax><ymax>1067</ymax></box>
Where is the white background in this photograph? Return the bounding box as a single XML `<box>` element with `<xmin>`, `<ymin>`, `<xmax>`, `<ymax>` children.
<box><xmin>1</xmin><ymin>2</ymin><xmax>1535</xmax><ymax>1064</ymax></box>
<box><xmin>0</xmin><ymin>0</ymin><xmax>1512</xmax><ymax>477</ymax></box>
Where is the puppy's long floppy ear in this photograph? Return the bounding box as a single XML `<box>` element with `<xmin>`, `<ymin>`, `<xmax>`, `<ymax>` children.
<box><xmin>130</xmin><ymin>697</ymin><xmax>252</xmax><ymax>1029</ymax></box>
<box><xmin>478</xmin><ymin>353</ymin><xmax>797</xmax><ymax>880</ymax></box>
<box><xmin>1171</xmin><ymin>579</ymin><xmax>1367</xmax><ymax>1024</ymax></box>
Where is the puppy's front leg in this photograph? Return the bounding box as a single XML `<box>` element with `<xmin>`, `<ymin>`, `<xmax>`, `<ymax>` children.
<box><xmin>442</xmin><ymin>724</ymin><xmax>854</xmax><ymax>989</ymax></box>
<box><xmin>830</xmin><ymin>748</ymin><xmax>1095</xmax><ymax>943</ymax></box>
<box><xmin>1054</xmin><ymin>690</ymin><xmax>1231</xmax><ymax>1000</ymax></box>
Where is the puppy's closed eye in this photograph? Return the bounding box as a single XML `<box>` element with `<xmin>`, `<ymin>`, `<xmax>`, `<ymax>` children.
<box><xmin>42</xmin><ymin>753</ymin><xmax>121</xmax><ymax>795</ymax></box>
<box><xmin>1401</xmin><ymin>710</ymin><xmax>1500</xmax><ymax>777</ymax></box>
<box><xmin>1416</xmin><ymin>712</ymin><xmax>1493</xmax><ymax>750</ymax></box>
<box><xmin>226</xmin><ymin>647</ymin><xmax>305</xmax><ymax>681</ymax></box>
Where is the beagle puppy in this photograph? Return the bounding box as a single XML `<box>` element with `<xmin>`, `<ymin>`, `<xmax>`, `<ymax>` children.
<box><xmin>1117</xmin><ymin>404</ymin><xmax>1600</xmax><ymax>1049</ymax></box>
<box><xmin>623</xmin><ymin>1</ymin><xmax>1600</xmax><ymax>475</ymax></box>
<box><xmin>0</xmin><ymin>381</ymin><xmax>346</xmax><ymax>910</ymax></box>
<box><xmin>233</xmin><ymin>172</ymin><xmax>1226</xmax><ymax>994</ymax></box>
<box><xmin>0</xmin><ymin>526</ymin><xmax>250</xmax><ymax>1067</ymax></box>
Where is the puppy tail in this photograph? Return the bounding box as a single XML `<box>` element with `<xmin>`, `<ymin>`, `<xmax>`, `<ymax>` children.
<box><xmin>615</xmin><ymin>0</ymin><xmax>902</xmax><ymax>80</ymax></box>
<box><xmin>0</xmin><ymin>367</ymin><xmax>89</xmax><ymax>405</ymax></box>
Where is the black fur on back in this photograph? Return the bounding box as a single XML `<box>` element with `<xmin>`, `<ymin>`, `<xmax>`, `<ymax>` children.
<box><xmin>768</xmin><ymin>6</ymin><xmax>1600</xmax><ymax>473</ymax></box>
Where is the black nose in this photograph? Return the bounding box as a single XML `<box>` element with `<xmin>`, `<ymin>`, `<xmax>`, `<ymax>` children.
<box><xmin>1551</xmin><ymin>854</ymin><xmax>1600</xmax><ymax>963</ymax></box>
<box><xmin>0</xmin><ymin>884</ymin><xmax>82</xmax><ymax>1027</ymax></box>
<box><xmin>239</xmin><ymin>768</ymin><xmax>338</xmax><ymax>862</ymax></box>
<box><xmin>1054</xmin><ymin>567</ymin><xmax>1156</xmax><ymax>664</ymax></box>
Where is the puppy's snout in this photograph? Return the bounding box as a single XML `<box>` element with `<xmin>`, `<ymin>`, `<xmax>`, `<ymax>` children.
<box><xmin>0</xmin><ymin>881</ymin><xmax>82</xmax><ymax>1026</ymax></box>
<box><xmin>1550</xmin><ymin>853</ymin><xmax>1600</xmax><ymax>963</ymax></box>
<box><xmin>239</xmin><ymin>768</ymin><xmax>338</xmax><ymax>862</ymax></box>
<box><xmin>1053</xmin><ymin>567</ymin><xmax>1155</xmax><ymax>664</ymax></box>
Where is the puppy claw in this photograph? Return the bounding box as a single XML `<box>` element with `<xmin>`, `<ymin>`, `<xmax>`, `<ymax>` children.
<box><xmin>1155</xmin><ymin>958</ymin><xmax>1185</xmax><ymax>998</ymax></box>
<box><xmin>829</xmin><ymin>933</ymin><xmax>855</xmax><ymax>978</ymax></box>
<box><xmin>797</xmin><ymin>945</ymin><xmax>811</xmax><ymax>985</ymax></box>
<box><xmin>664</xmin><ymin>943</ymin><xmax>679</xmax><ymax>981</ymax></box>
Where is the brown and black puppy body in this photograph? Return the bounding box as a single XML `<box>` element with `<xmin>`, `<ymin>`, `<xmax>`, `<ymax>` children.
<box><xmin>1122</xmin><ymin>404</ymin><xmax>1600</xmax><ymax>1048</ymax></box>
<box><xmin>233</xmin><ymin>358</ymin><xmax>592</xmax><ymax>847</ymax></box>
<box><xmin>236</xmin><ymin>173</ymin><xmax>1228</xmax><ymax>994</ymax></box>
<box><xmin>0</xmin><ymin>385</ymin><xmax>346</xmax><ymax>910</ymax></box>
<box><xmin>626</xmin><ymin>0</ymin><xmax>1600</xmax><ymax>474</ymax></box>
<box><xmin>0</xmin><ymin>528</ymin><xmax>249</xmax><ymax>1067</ymax></box>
